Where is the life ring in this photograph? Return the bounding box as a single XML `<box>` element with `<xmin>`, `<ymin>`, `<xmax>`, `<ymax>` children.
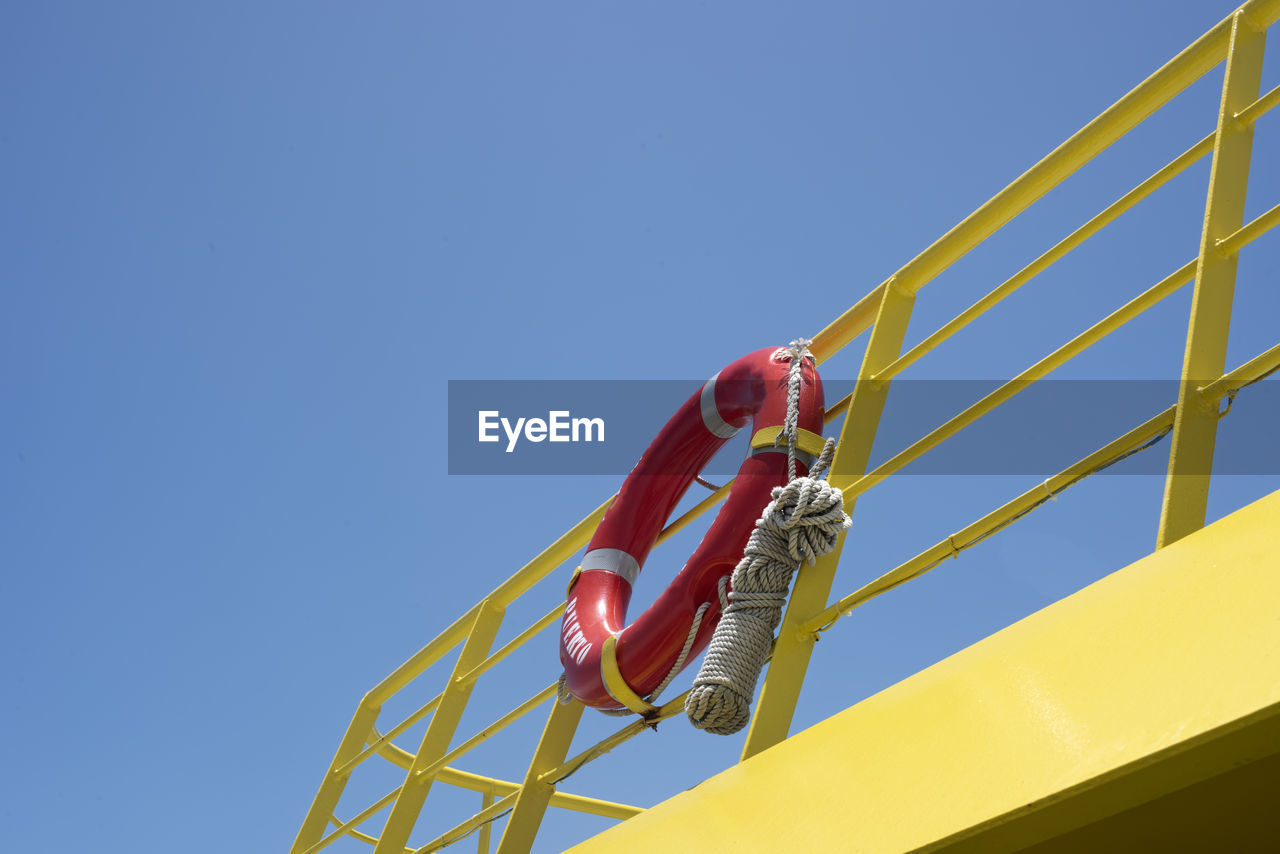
<box><xmin>559</xmin><ymin>347</ymin><xmax>826</xmax><ymax>712</ymax></box>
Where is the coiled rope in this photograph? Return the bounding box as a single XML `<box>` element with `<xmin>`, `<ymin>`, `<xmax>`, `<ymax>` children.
<box><xmin>684</xmin><ymin>339</ymin><xmax>851</xmax><ymax>735</ymax></box>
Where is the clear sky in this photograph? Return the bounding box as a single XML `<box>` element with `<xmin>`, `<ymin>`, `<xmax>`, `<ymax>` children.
<box><xmin>3</xmin><ymin>2</ymin><xmax>1277</xmax><ymax>852</ymax></box>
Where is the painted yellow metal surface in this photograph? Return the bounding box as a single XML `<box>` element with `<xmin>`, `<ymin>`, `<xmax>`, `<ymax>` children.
<box><xmin>743</xmin><ymin>278</ymin><xmax>915</xmax><ymax>759</ymax></box>
<box><xmin>747</xmin><ymin>425</ymin><xmax>828</xmax><ymax>458</ymax></box>
<box><xmin>1157</xmin><ymin>13</ymin><xmax>1266</xmax><ymax>548</ymax></box>
<box><xmin>568</xmin><ymin>487</ymin><xmax>1280</xmax><ymax>853</ymax></box>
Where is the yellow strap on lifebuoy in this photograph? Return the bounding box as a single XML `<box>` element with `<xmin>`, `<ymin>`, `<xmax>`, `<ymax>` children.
<box><xmin>600</xmin><ymin>635</ymin><xmax>658</xmax><ymax>715</ymax></box>
<box><xmin>750</xmin><ymin>425</ymin><xmax>827</xmax><ymax>459</ymax></box>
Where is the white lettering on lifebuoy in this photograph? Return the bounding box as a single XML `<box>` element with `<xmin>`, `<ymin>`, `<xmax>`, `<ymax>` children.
<box><xmin>561</xmin><ymin>597</ymin><xmax>593</xmax><ymax>665</ymax></box>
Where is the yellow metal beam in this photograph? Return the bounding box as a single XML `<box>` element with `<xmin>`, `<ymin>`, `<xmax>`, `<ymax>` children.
<box><xmin>292</xmin><ymin>699</ymin><xmax>384</xmax><ymax>853</ymax></box>
<box><xmin>1235</xmin><ymin>79</ymin><xmax>1280</xmax><ymax>125</ymax></box>
<box><xmin>455</xmin><ymin>605</ymin><xmax>567</xmax><ymax>688</ymax></box>
<box><xmin>1215</xmin><ymin>200</ymin><xmax>1280</xmax><ymax>257</ymax></box>
<box><xmin>537</xmin><ymin>693</ymin><xmax>689</xmax><ymax>787</ymax></box>
<box><xmin>742</xmin><ymin>279</ymin><xmax>915</xmax><ymax>758</ymax></box>
<box><xmin>847</xmin><ymin>258</ymin><xmax>1195</xmax><ymax>502</ymax></box>
<box><xmin>335</xmin><ymin>694</ymin><xmax>444</xmax><ymax>779</ymax></box>
<box><xmin>374</xmin><ymin>601</ymin><xmax>505</xmax><ymax>854</ymax></box>
<box><xmin>363</xmin><ymin>726</ymin><xmax>643</xmax><ymax>820</ymax></box>
<box><xmin>495</xmin><ymin>697</ymin><xmax>586</xmax><ymax>854</ymax></box>
<box><xmin>417</xmin><ymin>791</ymin><xmax>518</xmax><ymax>854</ymax></box>
<box><xmin>810</xmin><ymin>283</ymin><xmax>885</xmax><ymax>364</ymax></box>
<box><xmin>802</xmin><ymin>406</ymin><xmax>1177</xmax><ymax>636</ymax></box>
<box><xmin>1158</xmin><ymin>12</ymin><xmax>1266</xmax><ymax>548</ymax></box>
<box><xmin>477</xmin><ymin>786</ymin><xmax>495</xmax><ymax>854</ymax></box>
<box><xmin>368</xmin><ymin>497</ymin><xmax>612</xmax><ymax>707</ymax></box>
<box><xmin>306</xmin><ymin>784</ymin><xmax>404</xmax><ymax>854</ymax></box>
<box><xmin>567</xmin><ymin>487</ymin><xmax>1280</xmax><ymax>853</ymax></box>
<box><xmin>326</xmin><ymin>816</ymin><xmax>406</xmax><ymax>851</ymax></box>
<box><xmin>1200</xmin><ymin>339</ymin><xmax>1280</xmax><ymax>402</ymax></box>
<box><xmin>811</xmin><ymin>0</ymin><xmax>1280</xmax><ymax>368</ymax></box>
<box><xmin>412</xmin><ymin>685</ymin><xmax>558</xmax><ymax>786</ymax></box>
<box><xmin>875</xmin><ymin>131</ymin><xmax>1214</xmax><ymax>383</ymax></box>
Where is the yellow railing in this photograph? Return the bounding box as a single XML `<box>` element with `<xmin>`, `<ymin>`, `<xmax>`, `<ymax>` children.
<box><xmin>293</xmin><ymin>2</ymin><xmax>1280</xmax><ymax>851</ymax></box>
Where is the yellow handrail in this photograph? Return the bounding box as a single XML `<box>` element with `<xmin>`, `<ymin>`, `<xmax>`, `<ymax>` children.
<box><xmin>871</xmin><ymin>131</ymin><xmax>1216</xmax><ymax>384</ymax></box>
<box><xmin>293</xmin><ymin>3</ymin><xmax>1280</xmax><ymax>852</ymax></box>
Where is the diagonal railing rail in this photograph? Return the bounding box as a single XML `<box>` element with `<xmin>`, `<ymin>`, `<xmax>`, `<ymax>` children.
<box><xmin>293</xmin><ymin>2</ymin><xmax>1280</xmax><ymax>851</ymax></box>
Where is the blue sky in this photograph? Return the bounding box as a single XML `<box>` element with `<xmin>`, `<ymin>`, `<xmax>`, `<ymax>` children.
<box><xmin>3</xmin><ymin>2</ymin><xmax>1278</xmax><ymax>852</ymax></box>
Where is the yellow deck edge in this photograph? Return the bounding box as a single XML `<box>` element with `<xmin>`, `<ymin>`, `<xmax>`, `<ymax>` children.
<box><xmin>569</xmin><ymin>488</ymin><xmax>1280</xmax><ymax>852</ymax></box>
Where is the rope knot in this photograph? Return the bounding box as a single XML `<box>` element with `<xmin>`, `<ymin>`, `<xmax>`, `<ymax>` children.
<box><xmin>771</xmin><ymin>337</ymin><xmax>814</xmax><ymax>364</ymax></box>
<box><xmin>686</xmin><ymin>436</ymin><xmax>850</xmax><ymax>735</ymax></box>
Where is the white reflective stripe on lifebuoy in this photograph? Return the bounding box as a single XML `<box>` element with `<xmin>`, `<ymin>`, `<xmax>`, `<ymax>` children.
<box><xmin>581</xmin><ymin>548</ymin><xmax>641</xmax><ymax>586</ymax></box>
<box><xmin>700</xmin><ymin>372</ymin><xmax>741</xmax><ymax>439</ymax></box>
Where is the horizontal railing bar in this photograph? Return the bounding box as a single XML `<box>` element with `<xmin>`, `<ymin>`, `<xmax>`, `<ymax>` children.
<box><xmin>368</xmin><ymin>497</ymin><xmax>614</xmax><ymax>705</ymax></box>
<box><xmin>487</xmin><ymin>497</ymin><xmax>615</xmax><ymax>610</ymax></box>
<box><xmin>1236</xmin><ymin>80</ymin><xmax>1280</xmax><ymax>126</ymax></box>
<box><xmin>873</xmin><ymin>130</ymin><xmax>1216</xmax><ymax>383</ymax></box>
<box><xmin>825</xmin><ymin>393</ymin><xmax>852</xmax><ymax>422</ymax></box>
<box><xmin>1216</xmin><ymin>201</ymin><xmax>1280</xmax><ymax>257</ymax></box>
<box><xmin>456</xmin><ymin>604</ymin><xmax>567</xmax><ymax>688</ymax></box>
<box><xmin>406</xmin><ymin>784</ymin><xmax>642</xmax><ymax>853</ymax></box>
<box><xmin>1200</xmin><ymin>340</ymin><xmax>1280</xmax><ymax>402</ymax></box>
<box><xmin>655</xmin><ymin>481</ymin><xmax>733</xmax><ymax>546</ymax></box>
<box><xmin>802</xmin><ymin>405</ymin><xmax>1178</xmax><ymax>635</ymax></box>
<box><xmin>303</xmin><ymin>783</ymin><xmax>403</xmax><ymax>854</ymax></box>
<box><xmin>334</xmin><ymin>694</ymin><xmax>445</xmax><ymax>778</ymax></box>
<box><xmin>810</xmin><ymin>0</ymin><xmax>1280</xmax><ymax>363</ymax></box>
<box><xmin>325</xmin><ymin>818</ymin><xmax>405</xmax><ymax>851</ymax></box>
<box><xmin>414</xmin><ymin>791</ymin><xmax>519</xmax><ymax>854</ymax></box>
<box><xmin>544</xmin><ymin>792</ymin><xmax>643</xmax><ymax>820</ymax></box>
<box><xmin>365</xmin><ymin>607</ymin><xmax>477</xmax><ymax>709</ymax></box>
<box><xmin>537</xmin><ymin>692</ymin><xmax>690</xmax><ymax>787</ymax></box>
<box><xmin>835</xmin><ymin>258</ymin><xmax>1196</xmax><ymax>499</ymax></box>
<box><xmin>414</xmin><ymin>684</ymin><xmax>558</xmax><ymax>784</ymax></box>
<box><xmin>811</xmin><ymin>284</ymin><xmax>887</xmax><ymax>364</ymax></box>
<box><xmin>361</xmin><ymin>727</ymin><xmax>641</xmax><ymax>818</ymax></box>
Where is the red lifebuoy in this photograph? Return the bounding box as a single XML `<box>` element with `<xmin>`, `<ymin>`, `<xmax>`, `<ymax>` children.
<box><xmin>559</xmin><ymin>347</ymin><xmax>826</xmax><ymax>712</ymax></box>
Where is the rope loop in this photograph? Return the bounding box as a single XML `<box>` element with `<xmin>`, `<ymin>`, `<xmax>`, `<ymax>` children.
<box><xmin>770</xmin><ymin>338</ymin><xmax>815</xmax><ymax>482</ymax></box>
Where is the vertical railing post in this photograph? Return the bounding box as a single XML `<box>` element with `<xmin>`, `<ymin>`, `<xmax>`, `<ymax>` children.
<box><xmin>290</xmin><ymin>698</ymin><xmax>384</xmax><ymax>853</ymax></box>
<box><xmin>373</xmin><ymin>600</ymin><xmax>506</xmax><ymax>854</ymax></box>
<box><xmin>740</xmin><ymin>278</ymin><xmax>917</xmax><ymax>759</ymax></box>
<box><xmin>495</xmin><ymin>697</ymin><xmax>586</xmax><ymax>854</ymax></box>
<box><xmin>1157</xmin><ymin>11</ymin><xmax>1265</xmax><ymax>548</ymax></box>
<box><xmin>477</xmin><ymin>784</ymin><xmax>495</xmax><ymax>854</ymax></box>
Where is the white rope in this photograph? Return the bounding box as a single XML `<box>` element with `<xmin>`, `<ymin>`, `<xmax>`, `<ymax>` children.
<box><xmin>771</xmin><ymin>338</ymin><xmax>812</xmax><ymax>483</ymax></box>
<box><xmin>685</xmin><ymin>340</ymin><xmax>851</xmax><ymax>735</ymax></box>
<box><xmin>556</xmin><ymin>672</ymin><xmax>574</xmax><ymax>705</ymax></box>
<box><xmin>647</xmin><ymin>576</ymin><xmax>730</xmax><ymax>701</ymax></box>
